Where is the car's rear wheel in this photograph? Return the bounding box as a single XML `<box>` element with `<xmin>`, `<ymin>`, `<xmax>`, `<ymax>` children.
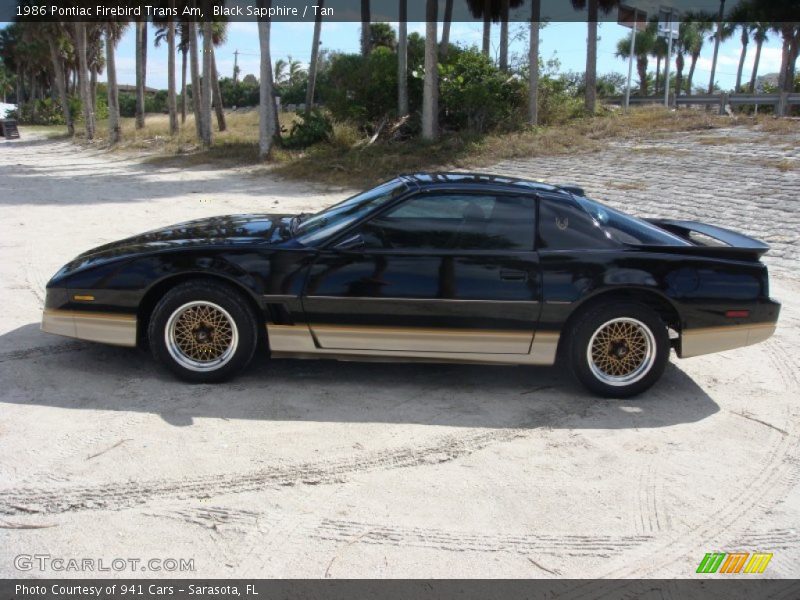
<box><xmin>567</xmin><ymin>303</ymin><xmax>669</xmax><ymax>398</ymax></box>
<box><xmin>148</xmin><ymin>280</ymin><xmax>259</xmax><ymax>383</ymax></box>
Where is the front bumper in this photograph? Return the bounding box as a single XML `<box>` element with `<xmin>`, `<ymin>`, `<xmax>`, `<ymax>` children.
<box><xmin>41</xmin><ymin>309</ymin><xmax>137</xmax><ymax>347</ymax></box>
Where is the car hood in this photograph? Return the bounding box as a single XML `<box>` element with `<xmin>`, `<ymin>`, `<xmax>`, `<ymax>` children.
<box><xmin>61</xmin><ymin>214</ymin><xmax>295</xmax><ymax>274</ymax></box>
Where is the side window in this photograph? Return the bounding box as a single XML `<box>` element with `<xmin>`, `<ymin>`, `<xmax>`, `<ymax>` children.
<box><xmin>537</xmin><ymin>195</ymin><xmax>617</xmax><ymax>250</ymax></box>
<box><xmin>358</xmin><ymin>194</ymin><xmax>535</xmax><ymax>251</ymax></box>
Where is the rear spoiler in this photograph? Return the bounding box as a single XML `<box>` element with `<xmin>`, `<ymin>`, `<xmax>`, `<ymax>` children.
<box><xmin>644</xmin><ymin>219</ymin><xmax>770</xmax><ymax>261</ymax></box>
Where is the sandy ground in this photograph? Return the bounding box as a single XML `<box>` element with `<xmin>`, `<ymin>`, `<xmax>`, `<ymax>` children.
<box><xmin>0</xmin><ymin>126</ymin><xmax>798</xmax><ymax>580</ymax></box>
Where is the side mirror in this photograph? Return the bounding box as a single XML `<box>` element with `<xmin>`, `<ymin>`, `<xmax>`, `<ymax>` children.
<box><xmin>334</xmin><ymin>233</ymin><xmax>365</xmax><ymax>251</ymax></box>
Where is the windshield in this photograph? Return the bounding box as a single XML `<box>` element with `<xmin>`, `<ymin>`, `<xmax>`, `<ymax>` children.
<box><xmin>574</xmin><ymin>196</ymin><xmax>691</xmax><ymax>247</ymax></box>
<box><xmin>295</xmin><ymin>179</ymin><xmax>408</xmax><ymax>245</ymax></box>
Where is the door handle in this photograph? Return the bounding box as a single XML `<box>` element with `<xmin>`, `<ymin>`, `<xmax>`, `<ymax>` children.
<box><xmin>499</xmin><ymin>269</ymin><xmax>528</xmax><ymax>282</ymax></box>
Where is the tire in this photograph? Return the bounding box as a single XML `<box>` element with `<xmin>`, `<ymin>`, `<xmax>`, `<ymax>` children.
<box><xmin>148</xmin><ymin>280</ymin><xmax>259</xmax><ymax>383</ymax></box>
<box><xmin>567</xmin><ymin>302</ymin><xmax>669</xmax><ymax>398</ymax></box>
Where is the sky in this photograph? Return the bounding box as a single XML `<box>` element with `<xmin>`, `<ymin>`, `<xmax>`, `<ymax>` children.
<box><xmin>107</xmin><ymin>20</ymin><xmax>786</xmax><ymax>93</ymax></box>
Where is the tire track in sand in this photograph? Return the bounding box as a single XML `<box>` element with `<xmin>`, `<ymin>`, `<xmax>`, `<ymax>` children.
<box><xmin>0</xmin><ymin>428</ymin><xmax>527</xmax><ymax>515</ymax></box>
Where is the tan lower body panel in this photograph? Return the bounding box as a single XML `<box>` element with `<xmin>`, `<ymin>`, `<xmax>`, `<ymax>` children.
<box><xmin>680</xmin><ymin>323</ymin><xmax>776</xmax><ymax>358</ymax></box>
<box><xmin>268</xmin><ymin>324</ymin><xmax>559</xmax><ymax>366</ymax></box>
<box><xmin>41</xmin><ymin>309</ymin><xmax>137</xmax><ymax>347</ymax></box>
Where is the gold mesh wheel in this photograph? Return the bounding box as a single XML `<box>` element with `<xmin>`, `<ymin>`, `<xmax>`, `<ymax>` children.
<box><xmin>165</xmin><ymin>301</ymin><xmax>239</xmax><ymax>372</ymax></box>
<box><xmin>587</xmin><ymin>317</ymin><xmax>656</xmax><ymax>386</ymax></box>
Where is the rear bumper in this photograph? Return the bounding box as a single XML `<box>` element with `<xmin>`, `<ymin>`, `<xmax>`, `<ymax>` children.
<box><xmin>41</xmin><ymin>309</ymin><xmax>137</xmax><ymax>347</ymax></box>
<box><xmin>680</xmin><ymin>322</ymin><xmax>776</xmax><ymax>358</ymax></box>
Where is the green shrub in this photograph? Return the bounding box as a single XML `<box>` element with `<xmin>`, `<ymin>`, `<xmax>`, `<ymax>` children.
<box><xmin>439</xmin><ymin>48</ymin><xmax>526</xmax><ymax>133</ymax></box>
<box><xmin>284</xmin><ymin>110</ymin><xmax>333</xmax><ymax>149</ymax></box>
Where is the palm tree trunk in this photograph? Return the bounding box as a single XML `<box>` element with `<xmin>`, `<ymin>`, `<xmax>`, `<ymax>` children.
<box><xmin>73</xmin><ymin>22</ymin><xmax>95</xmax><ymax>140</ymax></box>
<box><xmin>584</xmin><ymin>0</ymin><xmax>598</xmax><ymax>114</ymax></box>
<box><xmin>749</xmin><ymin>37</ymin><xmax>763</xmax><ymax>93</ymax></box>
<box><xmin>398</xmin><ymin>0</ymin><xmax>408</xmax><ymax>116</ymax></box>
<box><xmin>687</xmin><ymin>52</ymin><xmax>699</xmax><ymax>96</ymax></box>
<box><xmin>48</xmin><ymin>39</ymin><xmax>74</xmax><ymax>135</ymax></box>
<box><xmin>305</xmin><ymin>0</ymin><xmax>324</xmax><ymax>114</ymax></box>
<box><xmin>735</xmin><ymin>28</ymin><xmax>748</xmax><ymax>92</ymax></box>
<box><xmin>675</xmin><ymin>53</ymin><xmax>684</xmax><ymax>97</ymax></box>
<box><xmin>655</xmin><ymin>56</ymin><xmax>661</xmax><ymax>95</ymax></box>
<box><xmin>90</xmin><ymin>68</ymin><xmax>97</xmax><ymax>116</ymax></box>
<box><xmin>189</xmin><ymin>22</ymin><xmax>203</xmax><ymax>139</ymax></box>
<box><xmin>258</xmin><ymin>1</ymin><xmax>277</xmax><ymax>159</ymax></box>
<box><xmin>499</xmin><ymin>0</ymin><xmax>509</xmax><ymax>71</ymax></box>
<box><xmin>201</xmin><ymin>20</ymin><xmax>213</xmax><ymax>145</ymax></box>
<box><xmin>180</xmin><ymin>47</ymin><xmax>188</xmax><ymax>123</ymax></box>
<box><xmin>637</xmin><ymin>56</ymin><xmax>648</xmax><ymax>96</ymax></box>
<box><xmin>482</xmin><ymin>0</ymin><xmax>491</xmax><ymax>57</ymax></box>
<box><xmin>440</xmin><ymin>0</ymin><xmax>453</xmax><ymax>58</ymax></box>
<box><xmin>167</xmin><ymin>15</ymin><xmax>178</xmax><ymax>135</ymax></box>
<box><xmin>528</xmin><ymin>0</ymin><xmax>540</xmax><ymax>125</ymax></box>
<box><xmin>106</xmin><ymin>24</ymin><xmax>121</xmax><ymax>144</ymax></box>
<box><xmin>135</xmin><ymin>21</ymin><xmax>146</xmax><ymax>129</ymax></box>
<box><xmin>777</xmin><ymin>34</ymin><xmax>790</xmax><ymax>93</ymax></box>
<box><xmin>211</xmin><ymin>50</ymin><xmax>226</xmax><ymax>131</ymax></box>
<box><xmin>707</xmin><ymin>0</ymin><xmax>726</xmax><ymax>94</ymax></box>
<box><xmin>421</xmin><ymin>0</ymin><xmax>438</xmax><ymax>140</ymax></box>
<box><xmin>361</xmin><ymin>0</ymin><xmax>370</xmax><ymax>56</ymax></box>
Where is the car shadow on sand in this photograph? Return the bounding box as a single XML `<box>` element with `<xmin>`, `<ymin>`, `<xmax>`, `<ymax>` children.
<box><xmin>1</xmin><ymin>323</ymin><xmax>719</xmax><ymax>429</ymax></box>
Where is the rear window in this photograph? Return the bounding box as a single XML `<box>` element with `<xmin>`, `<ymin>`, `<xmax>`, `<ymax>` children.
<box><xmin>574</xmin><ymin>196</ymin><xmax>691</xmax><ymax>246</ymax></box>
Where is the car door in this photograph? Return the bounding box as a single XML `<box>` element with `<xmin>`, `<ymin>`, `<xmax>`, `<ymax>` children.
<box><xmin>300</xmin><ymin>191</ymin><xmax>542</xmax><ymax>355</ymax></box>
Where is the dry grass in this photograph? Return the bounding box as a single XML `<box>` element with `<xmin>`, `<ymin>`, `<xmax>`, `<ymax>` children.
<box><xmin>60</xmin><ymin>106</ymin><xmax>749</xmax><ymax>187</ymax></box>
<box><xmin>275</xmin><ymin>107</ymin><xmax>727</xmax><ymax>186</ymax></box>
<box><xmin>752</xmin><ymin>116</ymin><xmax>800</xmax><ymax>135</ymax></box>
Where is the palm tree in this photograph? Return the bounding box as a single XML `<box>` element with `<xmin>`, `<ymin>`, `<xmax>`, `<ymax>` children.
<box><xmin>258</xmin><ymin>0</ymin><xmax>277</xmax><ymax>159</ymax></box>
<box><xmin>73</xmin><ymin>22</ymin><xmax>95</xmax><ymax>139</ymax></box>
<box><xmin>440</xmin><ymin>0</ymin><xmax>453</xmax><ymax>58</ymax></box>
<box><xmin>615</xmin><ymin>26</ymin><xmax>654</xmax><ymax>96</ymax></box>
<box><xmin>683</xmin><ymin>14</ymin><xmax>711</xmax><ymax>96</ymax></box>
<box><xmin>286</xmin><ymin>56</ymin><xmax>305</xmax><ymax>86</ymax></box>
<box><xmin>167</xmin><ymin>10</ymin><xmax>178</xmax><ymax>135</ymax></box>
<box><xmin>528</xmin><ymin>0</ymin><xmax>541</xmax><ymax>125</ymax></box>
<box><xmin>727</xmin><ymin>4</ymin><xmax>753</xmax><ymax>93</ymax></box>
<box><xmin>749</xmin><ymin>24</ymin><xmax>768</xmax><ymax>93</ymax></box>
<box><xmin>398</xmin><ymin>0</ymin><xmax>408</xmax><ymax>116</ymax></box>
<box><xmin>188</xmin><ymin>21</ymin><xmax>202</xmax><ymax>139</ymax></box>
<box><xmin>42</xmin><ymin>23</ymin><xmax>74</xmax><ymax>135</ymax></box>
<box><xmin>650</xmin><ymin>24</ymin><xmax>667</xmax><ymax>95</ymax></box>
<box><xmin>361</xmin><ymin>0</ymin><xmax>371</xmax><ymax>56</ymax></box>
<box><xmin>570</xmin><ymin>0</ymin><xmax>620</xmax><ymax>114</ymax></box>
<box><xmin>207</xmin><ymin>21</ymin><xmax>228</xmax><ymax>132</ymax></box>
<box><xmin>201</xmin><ymin>20</ymin><xmax>213</xmax><ymax>145</ymax></box>
<box><xmin>305</xmin><ymin>0</ymin><xmax>324</xmax><ymax>114</ymax></box>
<box><xmin>421</xmin><ymin>0</ymin><xmax>438</xmax><ymax>140</ymax></box>
<box><xmin>273</xmin><ymin>58</ymin><xmax>287</xmax><ymax>85</ymax></box>
<box><xmin>707</xmin><ymin>0</ymin><xmax>726</xmax><ymax>94</ymax></box>
<box><xmin>135</xmin><ymin>20</ymin><xmax>147</xmax><ymax>129</ymax></box>
<box><xmin>674</xmin><ymin>21</ymin><xmax>702</xmax><ymax>98</ymax></box>
<box><xmin>105</xmin><ymin>22</ymin><xmax>127</xmax><ymax>144</ymax></box>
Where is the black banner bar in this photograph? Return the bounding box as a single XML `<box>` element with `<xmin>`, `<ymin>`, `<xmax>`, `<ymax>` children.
<box><xmin>2</xmin><ymin>580</ymin><xmax>800</xmax><ymax>600</ymax></box>
<box><xmin>2</xmin><ymin>0</ymin><xmax>798</xmax><ymax>23</ymax></box>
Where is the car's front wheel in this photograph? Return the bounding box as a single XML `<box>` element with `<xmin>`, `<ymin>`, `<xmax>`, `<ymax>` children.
<box><xmin>567</xmin><ymin>303</ymin><xmax>669</xmax><ymax>398</ymax></box>
<box><xmin>148</xmin><ymin>280</ymin><xmax>259</xmax><ymax>383</ymax></box>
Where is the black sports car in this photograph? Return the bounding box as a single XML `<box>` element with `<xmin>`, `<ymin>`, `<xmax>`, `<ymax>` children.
<box><xmin>42</xmin><ymin>173</ymin><xmax>780</xmax><ymax>397</ymax></box>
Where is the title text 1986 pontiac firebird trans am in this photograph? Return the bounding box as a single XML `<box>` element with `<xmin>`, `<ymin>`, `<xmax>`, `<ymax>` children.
<box><xmin>41</xmin><ymin>173</ymin><xmax>780</xmax><ymax>397</ymax></box>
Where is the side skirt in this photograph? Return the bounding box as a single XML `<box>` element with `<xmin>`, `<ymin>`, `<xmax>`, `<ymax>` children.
<box><xmin>267</xmin><ymin>324</ymin><xmax>559</xmax><ymax>366</ymax></box>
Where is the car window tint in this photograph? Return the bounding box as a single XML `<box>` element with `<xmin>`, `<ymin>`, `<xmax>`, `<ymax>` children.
<box><xmin>360</xmin><ymin>194</ymin><xmax>535</xmax><ymax>251</ymax></box>
<box><xmin>538</xmin><ymin>195</ymin><xmax>618</xmax><ymax>250</ymax></box>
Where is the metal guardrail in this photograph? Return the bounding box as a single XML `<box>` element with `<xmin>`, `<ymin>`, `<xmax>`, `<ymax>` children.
<box><xmin>606</xmin><ymin>92</ymin><xmax>800</xmax><ymax>115</ymax></box>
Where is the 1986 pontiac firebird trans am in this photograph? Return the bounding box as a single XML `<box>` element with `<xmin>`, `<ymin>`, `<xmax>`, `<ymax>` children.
<box><xmin>42</xmin><ymin>173</ymin><xmax>781</xmax><ymax>397</ymax></box>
